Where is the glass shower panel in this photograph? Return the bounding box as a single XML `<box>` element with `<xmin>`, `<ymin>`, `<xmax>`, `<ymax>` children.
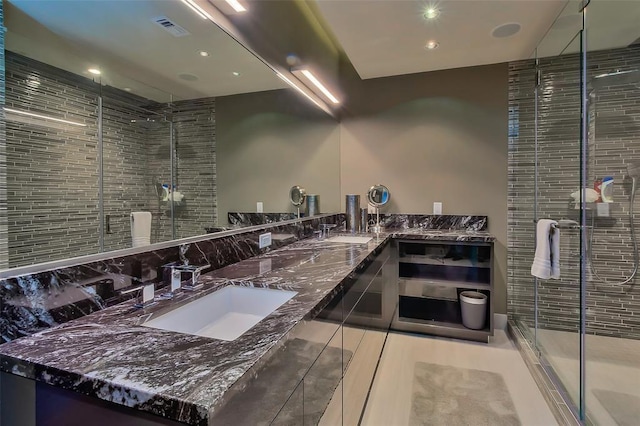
<box><xmin>584</xmin><ymin>1</ymin><xmax>640</xmax><ymax>423</ymax></box>
<box><xmin>533</xmin><ymin>30</ymin><xmax>584</xmax><ymax>412</ymax></box>
<box><xmin>100</xmin><ymin>86</ymin><xmax>173</xmax><ymax>253</ymax></box>
<box><xmin>508</xmin><ymin>0</ymin><xmax>585</xmax><ymax>355</ymax></box>
<box><xmin>170</xmin><ymin>101</ymin><xmax>216</xmax><ymax>239</ymax></box>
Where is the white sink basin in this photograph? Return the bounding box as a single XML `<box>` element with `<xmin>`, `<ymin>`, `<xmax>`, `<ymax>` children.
<box><xmin>143</xmin><ymin>286</ymin><xmax>297</xmax><ymax>341</ymax></box>
<box><xmin>324</xmin><ymin>236</ymin><xmax>372</xmax><ymax>244</ymax></box>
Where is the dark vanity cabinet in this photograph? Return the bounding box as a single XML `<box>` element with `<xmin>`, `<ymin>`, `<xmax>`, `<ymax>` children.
<box><xmin>391</xmin><ymin>240</ymin><xmax>494</xmax><ymax>342</ymax></box>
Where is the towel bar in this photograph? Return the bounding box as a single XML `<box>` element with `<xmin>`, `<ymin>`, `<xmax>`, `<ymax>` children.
<box><xmin>533</xmin><ymin>219</ymin><xmax>580</xmax><ymax>229</ymax></box>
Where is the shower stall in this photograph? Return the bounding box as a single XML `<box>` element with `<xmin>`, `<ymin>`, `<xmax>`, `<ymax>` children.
<box><xmin>97</xmin><ymin>91</ymin><xmax>216</xmax><ymax>255</ymax></box>
<box><xmin>508</xmin><ymin>1</ymin><xmax>640</xmax><ymax>423</ymax></box>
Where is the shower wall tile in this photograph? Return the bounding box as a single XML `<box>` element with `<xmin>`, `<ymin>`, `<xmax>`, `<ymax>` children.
<box><xmin>5</xmin><ymin>52</ymin><xmax>102</xmax><ymax>267</ymax></box>
<box><xmin>101</xmin><ymin>91</ymin><xmax>156</xmax><ymax>253</ymax></box>
<box><xmin>509</xmin><ymin>45</ymin><xmax>640</xmax><ymax>340</ymax></box>
<box><xmin>147</xmin><ymin>98</ymin><xmax>217</xmax><ymax>242</ymax></box>
<box><xmin>0</xmin><ymin>3</ymin><xmax>7</xmax><ymax>269</ymax></box>
<box><xmin>4</xmin><ymin>52</ymin><xmax>218</xmax><ymax>268</ymax></box>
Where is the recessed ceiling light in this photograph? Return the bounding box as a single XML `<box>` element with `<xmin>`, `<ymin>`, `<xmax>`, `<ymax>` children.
<box><xmin>492</xmin><ymin>23</ymin><xmax>521</xmax><ymax>38</ymax></box>
<box><xmin>424</xmin><ymin>7</ymin><xmax>439</xmax><ymax>20</ymax></box>
<box><xmin>232</xmin><ymin>72</ymin><xmax>240</xmax><ymax>76</ymax></box>
<box><xmin>199</xmin><ymin>51</ymin><xmax>210</xmax><ymax>57</ymax></box>
<box><xmin>88</xmin><ymin>68</ymin><xmax>101</xmax><ymax>75</ymax></box>
<box><xmin>123</xmin><ymin>88</ymin><xmax>132</xmax><ymax>92</ymax></box>
<box><xmin>425</xmin><ymin>40</ymin><xmax>439</xmax><ymax>50</ymax></box>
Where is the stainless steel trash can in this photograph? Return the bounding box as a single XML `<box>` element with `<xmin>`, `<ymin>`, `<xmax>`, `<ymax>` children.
<box><xmin>459</xmin><ymin>291</ymin><xmax>487</xmax><ymax>330</ymax></box>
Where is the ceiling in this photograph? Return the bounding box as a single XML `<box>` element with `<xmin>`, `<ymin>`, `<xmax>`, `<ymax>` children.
<box><xmin>5</xmin><ymin>0</ymin><xmax>640</xmax><ymax>103</ymax></box>
<box><xmin>314</xmin><ymin>0</ymin><xmax>640</xmax><ymax>80</ymax></box>
<box><xmin>5</xmin><ymin>0</ymin><xmax>287</xmax><ymax>102</ymax></box>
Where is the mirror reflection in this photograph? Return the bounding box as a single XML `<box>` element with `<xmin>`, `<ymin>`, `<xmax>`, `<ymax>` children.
<box><xmin>1</xmin><ymin>0</ymin><xmax>341</xmax><ymax>270</ymax></box>
<box><xmin>367</xmin><ymin>184</ymin><xmax>390</xmax><ymax>207</ymax></box>
<box><xmin>289</xmin><ymin>185</ymin><xmax>306</xmax><ymax>206</ymax></box>
<box><xmin>367</xmin><ymin>184</ymin><xmax>389</xmax><ymax>234</ymax></box>
<box><xmin>289</xmin><ymin>185</ymin><xmax>306</xmax><ymax>219</ymax></box>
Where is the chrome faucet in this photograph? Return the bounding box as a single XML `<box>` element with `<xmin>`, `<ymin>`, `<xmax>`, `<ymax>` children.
<box><xmin>121</xmin><ymin>282</ymin><xmax>157</xmax><ymax>308</ymax></box>
<box><xmin>314</xmin><ymin>224</ymin><xmax>337</xmax><ymax>240</ymax></box>
<box><xmin>179</xmin><ymin>244</ymin><xmax>189</xmax><ymax>265</ymax></box>
<box><xmin>169</xmin><ymin>264</ymin><xmax>211</xmax><ymax>291</ymax></box>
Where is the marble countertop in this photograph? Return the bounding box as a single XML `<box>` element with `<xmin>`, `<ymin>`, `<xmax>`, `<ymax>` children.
<box><xmin>0</xmin><ymin>229</ymin><xmax>494</xmax><ymax>425</ymax></box>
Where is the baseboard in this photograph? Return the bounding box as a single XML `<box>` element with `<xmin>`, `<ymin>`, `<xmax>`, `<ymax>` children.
<box><xmin>493</xmin><ymin>313</ymin><xmax>508</xmax><ymax>331</ymax></box>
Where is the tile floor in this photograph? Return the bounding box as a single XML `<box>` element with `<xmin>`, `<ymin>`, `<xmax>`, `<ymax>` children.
<box><xmin>537</xmin><ymin>329</ymin><xmax>640</xmax><ymax>426</ymax></box>
<box><xmin>361</xmin><ymin>330</ymin><xmax>558</xmax><ymax>426</ymax></box>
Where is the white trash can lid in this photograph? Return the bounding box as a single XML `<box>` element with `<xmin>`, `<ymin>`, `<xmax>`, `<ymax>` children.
<box><xmin>460</xmin><ymin>291</ymin><xmax>487</xmax><ymax>305</ymax></box>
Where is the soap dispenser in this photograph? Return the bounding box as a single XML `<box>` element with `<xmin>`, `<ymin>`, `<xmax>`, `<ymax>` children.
<box><xmin>601</xmin><ymin>176</ymin><xmax>614</xmax><ymax>202</ymax></box>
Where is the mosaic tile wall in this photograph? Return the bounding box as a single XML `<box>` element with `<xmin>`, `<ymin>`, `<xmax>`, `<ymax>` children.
<box><xmin>508</xmin><ymin>45</ymin><xmax>640</xmax><ymax>339</ymax></box>
<box><xmin>0</xmin><ymin>2</ymin><xmax>7</xmax><ymax>269</ymax></box>
<box><xmin>5</xmin><ymin>52</ymin><xmax>102</xmax><ymax>266</ymax></box>
<box><xmin>4</xmin><ymin>52</ymin><xmax>217</xmax><ymax>268</ymax></box>
<box><xmin>146</xmin><ymin>98</ymin><xmax>217</xmax><ymax>243</ymax></box>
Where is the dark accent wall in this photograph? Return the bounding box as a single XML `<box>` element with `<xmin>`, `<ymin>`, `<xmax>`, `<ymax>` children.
<box><xmin>508</xmin><ymin>45</ymin><xmax>640</xmax><ymax>339</ymax></box>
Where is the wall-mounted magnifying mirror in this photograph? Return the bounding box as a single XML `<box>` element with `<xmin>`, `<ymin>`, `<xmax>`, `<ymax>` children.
<box><xmin>289</xmin><ymin>185</ymin><xmax>306</xmax><ymax>218</ymax></box>
<box><xmin>367</xmin><ymin>184</ymin><xmax>390</xmax><ymax>233</ymax></box>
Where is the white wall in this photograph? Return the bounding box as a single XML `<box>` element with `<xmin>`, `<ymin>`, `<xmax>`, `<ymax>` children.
<box><xmin>339</xmin><ymin>63</ymin><xmax>509</xmax><ymax>313</ymax></box>
<box><xmin>216</xmin><ymin>89</ymin><xmax>341</xmax><ymax>224</ymax></box>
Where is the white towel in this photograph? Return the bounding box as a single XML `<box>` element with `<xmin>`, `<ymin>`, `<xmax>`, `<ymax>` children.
<box><xmin>531</xmin><ymin>219</ymin><xmax>560</xmax><ymax>279</ymax></box>
<box><xmin>131</xmin><ymin>211</ymin><xmax>152</xmax><ymax>247</ymax></box>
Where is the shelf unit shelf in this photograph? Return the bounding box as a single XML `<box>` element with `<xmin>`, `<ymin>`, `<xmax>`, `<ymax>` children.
<box><xmin>398</xmin><ymin>255</ymin><xmax>491</xmax><ymax>268</ymax></box>
<box><xmin>399</xmin><ymin>277</ymin><xmax>491</xmax><ymax>291</ymax></box>
<box><xmin>397</xmin><ymin>316</ymin><xmax>492</xmax><ymax>336</ymax></box>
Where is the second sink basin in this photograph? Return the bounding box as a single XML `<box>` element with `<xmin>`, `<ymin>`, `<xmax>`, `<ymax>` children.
<box><xmin>143</xmin><ymin>286</ymin><xmax>297</xmax><ymax>341</ymax></box>
<box><xmin>324</xmin><ymin>236</ymin><xmax>373</xmax><ymax>244</ymax></box>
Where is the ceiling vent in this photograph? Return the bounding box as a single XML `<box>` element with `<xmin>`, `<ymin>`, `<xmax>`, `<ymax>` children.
<box><xmin>151</xmin><ymin>16</ymin><xmax>190</xmax><ymax>37</ymax></box>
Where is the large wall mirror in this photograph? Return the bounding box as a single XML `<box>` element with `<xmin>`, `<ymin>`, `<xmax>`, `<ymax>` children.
<box><xmin>1</xmin><ymin>0</ymin><xmax>341</xmax><ymax>270</ymax></box>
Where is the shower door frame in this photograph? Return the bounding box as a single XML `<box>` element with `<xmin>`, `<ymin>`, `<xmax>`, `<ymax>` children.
<box><xmin>529</xmin><ymin>2</ymin><xmax>590</xmax><ymax>422</ymax></box>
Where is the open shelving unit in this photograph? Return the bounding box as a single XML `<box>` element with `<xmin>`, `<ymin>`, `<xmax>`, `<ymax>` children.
<box><xmin>391</xmin><ymin>240</ymin><xmax>494</xmax><ymax>342</ymax></box>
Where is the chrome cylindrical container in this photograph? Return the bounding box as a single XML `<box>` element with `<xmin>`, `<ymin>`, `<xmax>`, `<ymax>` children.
<box><xmin>345</xmin><ymin>194</ymin><xmax>361</xmax><ymax>233</ymax></box>
<box><xmin>360</xmin><ymin>208</ymin><xmax>369</xmax><ymax>233</ymax></box>
<box><xmin>306</xmin><ymin>195</ymin><xmax>320</xmax><ymax>216</ymax></box>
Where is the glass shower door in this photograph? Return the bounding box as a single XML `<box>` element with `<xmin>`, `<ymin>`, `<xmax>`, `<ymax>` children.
<box><xmin>527</xmin><ymin>1</ymin><xmax>586</xmax><ymax>416</ymax></box>
<box><xmin>583</xmin><ymin>1</ymin><xmax>640</xmax><ymax>424</ymax></box>
<box><xmin>534</xmin><ymin>31</ymin><xmax>585</xmax><ymax>413</ymax></box>
<box><xmin>170</xmin><ymin>100</ymin><xmax>216</xmax><ymax>240</ymax></box>
<box><xmin>99</xmin><ymin>84</ymin><xmax>174</xmax><ymax>254</ymax></box>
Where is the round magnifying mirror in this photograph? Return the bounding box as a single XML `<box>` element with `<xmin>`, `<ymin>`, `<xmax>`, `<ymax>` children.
<box><xmin>290</xmin><ymin>185</ymin><xmax>306</xmax><ymax>206</ymax></box>
<box><xmin>367</xmin><ymin>184</ymin><xmax>390</xmax><ymax>207</ymax></box>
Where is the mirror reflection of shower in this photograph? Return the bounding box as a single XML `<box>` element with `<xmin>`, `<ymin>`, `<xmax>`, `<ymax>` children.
<box><xmin>587</xmin><ymin>69</ymin><xmax>640</xmax><ymax>287</ymax></box>
<box><xmin>129</xmin><ymin>114</ymin><xmax>171</xmax><ymax>243</ymax></box>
